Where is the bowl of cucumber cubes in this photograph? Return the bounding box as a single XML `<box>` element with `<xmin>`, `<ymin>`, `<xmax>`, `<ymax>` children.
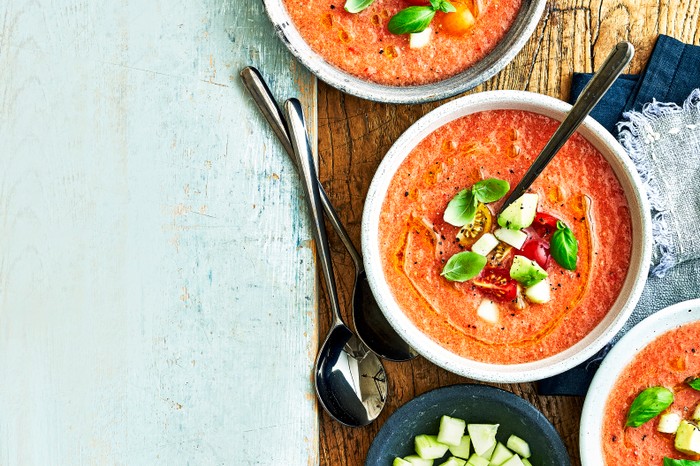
<box><xmin>365</xmin><ymin>384</ymin><xmax>570</xmax><ymax>466</ymax></box>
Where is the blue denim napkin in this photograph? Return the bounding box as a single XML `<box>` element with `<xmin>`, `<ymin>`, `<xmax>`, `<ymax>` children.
<box><xmin>537</xmin><ymin>35</ymin><xmax>700</xmax><ymax>396</ymax></box>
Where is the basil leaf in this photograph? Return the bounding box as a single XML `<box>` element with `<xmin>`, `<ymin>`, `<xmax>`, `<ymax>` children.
<box><xmin>688</xmin><ymin>377</ymin><xmax>700</xmax><ymax>391</ymax></box>
<box><xmin>344</xmin><ymin>0</ymin><xmax>375</xmax><ymax>13</ymax></box>
<box><xmin>430</xmin><ymin>0</ymin><xmax>456</xmax><ymax>13</ymax></box>
<box><xmin>443</xmin><ymin>189</ymin><xmax>478</xmax><ymax>226</ymax></box>
<box><xmin>550</xmin><ymin>221</ymin><xmax>578</xmax><ymax>270</ymax></box>
<box><xmin>388</xmin><ymin>6</ymin><xmax>436</xmax><ymax>34</ymax></box>
<box><xmin>664</xmin><ymin>458</ymin><xmax>700</xmax><ymax>466</ymax></box>
<box><xmin>441</xmin><ymin>251</ymin><xmax>487</xmax><ymax>282</ymax></box>
<box><xmin>626</xmin><ymin>386</ymin><xmax>674</xmax><ymax>427</ymax></box>
<box><xmin>472</xmin><ymin>178</ymin><xmax>510</xmax><ymax>203</ymax></box>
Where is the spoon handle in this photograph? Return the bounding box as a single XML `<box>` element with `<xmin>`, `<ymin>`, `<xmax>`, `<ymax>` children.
<box><xmin>499</xmin><ymin>41</ymin><xmax>634</xmax><ymax>212</ymax></box>
<box><xmin>240</xmin><ymin>67</ymin><xmax>364</xmax><ymax>271</ymax></box>
<box><xmin>285</xmin><ymin>98</ymin><xmax>344</xmax><ymax>327</ymax></box>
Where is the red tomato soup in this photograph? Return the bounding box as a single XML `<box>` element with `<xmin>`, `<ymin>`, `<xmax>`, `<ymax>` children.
<box><xmin>282</xmin><ymin>0</ymin><xmax>523</xmax><ymax>85</ymax></box>
<box><xmin>378</xmin><ymin>109</ymin><xmax>633</xmax><ymax>364</ymax></box>
<box><xmin>602</xmin><ymin>321</ymin><xmax>700</xmax><ymax>465</ymax></box>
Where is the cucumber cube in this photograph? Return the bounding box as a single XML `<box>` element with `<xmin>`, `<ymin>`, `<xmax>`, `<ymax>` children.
<box><xmin>466</xmin><ymin>453</ymin><xmax>489</xmax><ymax>466</ymax></box>
<box><xmin>500</xmin><ymin>455</ymin><xmax>525</xmax><ymax>466</ymax></box>
<box><xmin>506</xmin><ymin>435</ymin><xmax>531</xmax><ymax>459</ymax></box>
<box><xmin>693</xmin><ymin>403</ymin><xmax>700</xmax><ymax>421</ymax></box>
<box><xmin>658</xmin><ymin>412</ymin><xmax>682</xmax><ymax>433</ymax></box>
<box><xmin>415</xmin><ymin>434</ymin><xmax>450</xmax><ymax>460</ymax></box>
<box><xmin>520</xmin><ymin>459</ymin><xmax>532</xmax><ymax>466</ymax></box>
<box><xmin>494</xmin><ymin>228</ymin><xmax>528</xmax><ymax>250</ymax></box>
<box><xmin>497</xmin><ymin>193</ymin><xmax>538</xmax><ymax>230</ymax></box>
<box><xmin>675</xmin><ymin>420</ymin><xmax>700</xmax><ymax>455</ymax></box>
<box><xmin>404</xmin><ymin>455</ymin><xmax>434</xmax><ymax>466</ymax></box>
<box><xmin>449</xmin><ymin>435</ymin><xmax>471</xmax><ymax>459</ymax></box>
<box><xmin>488</xmin><ymin>442</ymin><xmax>514</xmax><ymax>466</ymax></box>
<box><xmin>467</xmin><ymin>424</ymin><xmax>499</xmax><ymax>456</ymax></box>
<box><xmin>479</xmin><ymin>442</ymin><xmax>496</xmax><ymax>460</ymax></box>
<box><xmin>438</xmin><ymin>415</ymin><xmax>467</xmax><ymax>446</ymax></box>
<box><xmin>394</xmin><ymin>458</ymin><xmax>414</xmax><ymax>466</ymax></box>
<box><xmin>438</xmin><ymin>457</ymin><xmax>467</xmax><ymax>466</ymax></box>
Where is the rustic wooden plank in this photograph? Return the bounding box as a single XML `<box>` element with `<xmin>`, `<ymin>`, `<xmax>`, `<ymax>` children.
<box><xmin>0</xmin><ymin>0</ymin><xmax>318</xmax><ymax>464</ymax></box>
<box><xmin>318</xmin><ymin>1</ymin><xmax>699</xmax><ymax>465</ymax></box>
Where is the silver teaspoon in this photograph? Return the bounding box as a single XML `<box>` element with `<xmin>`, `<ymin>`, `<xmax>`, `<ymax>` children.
<box><xmin>240</xmin><ymin>67</ymin><xmax>416</xmax><ymax>362</ymax></box>
<box><xmin>285</xmin><ymin>97</ymin><xmax>387</xmax><ymax>427</ymax></box>
<box><xmin>499</xmin><ymin>41</ymin><xmax>634</xmax><ymax>212</ymax></box>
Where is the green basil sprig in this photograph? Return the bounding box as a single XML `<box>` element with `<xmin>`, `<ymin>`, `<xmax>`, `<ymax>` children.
<box><xmin>443</xmin><ymin>178</ymin><xmax>509</xmax><ymax>227</ymax></box>
<box><xmin>472</xmin><ymin>178</ymin><xmax>510</xmax><ymax>203</ymax></box>
<box><xmin>441</xmin><ymin>251</ymin><xmax>487</xmax><ymax>282</ymax></box>
<box><xmin>663</xmin><ymin>458</ymin><xmax>700</xmax><ymax>466</ymax></box>
<box><xmin>687</xmin><ymin>377</ymin><xmax>700</xmax><ymax>391</ymax></box>
<box><xmin>626</xmin><ymin>386</ymin><xmax>674</xmax><ymax>427</ymax></box>
<box><xmin>344</xmin><ymin>0</ymin><xmax>375</xmax><ymax>13</ymax></box>
<box><xmin>388</xmin><ymin>0</ymin><xmax>456</xmax><ymax>35</ymax></box>
<box><xmin>550</xmin><ymin>221</ymin><xmax>578</xmax><ymax>270</ymax></box>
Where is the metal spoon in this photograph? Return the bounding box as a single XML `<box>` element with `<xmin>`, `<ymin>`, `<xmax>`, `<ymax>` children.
<box><xmin>500</xmin><ymin>41</ymin><xmax>635</xmax><ymax>211</ymax></box>
<box><xmin>285</xmin><ymin>98</ymin><xmax>387</xmax><ymax>427</ymax></box>
<box><xmin>240</xmin><ymin>66</ymin><xmax>416</xmax><ymax>362</ymax></box>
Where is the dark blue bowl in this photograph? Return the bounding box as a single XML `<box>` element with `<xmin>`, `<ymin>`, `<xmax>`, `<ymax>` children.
<box><xmin>365</xmin><ymin>384</ymin><xmax>571</xmax><ymax>466</ymax></box>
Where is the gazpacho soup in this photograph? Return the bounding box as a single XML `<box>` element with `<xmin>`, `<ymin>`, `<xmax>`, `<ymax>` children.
<box><xmin>602</xmin><ymin>321</ymin><xmax>700</xmax><ymax>465</ymax></box>
<box><xmin>281</xmin><ymin>0</ymin><xmax>523</xmax><ymax>86</ymax></box>
<box><xmin>378</xmin><ymin>109</ymin><xmax>632</xmax><ymax>364</ymax></box>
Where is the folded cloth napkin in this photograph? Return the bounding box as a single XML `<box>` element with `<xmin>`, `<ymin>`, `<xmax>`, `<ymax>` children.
<box><xmin>537</xmin><ymin>35</ymin><xmax>700</xmax><ymax>396</ymax></box>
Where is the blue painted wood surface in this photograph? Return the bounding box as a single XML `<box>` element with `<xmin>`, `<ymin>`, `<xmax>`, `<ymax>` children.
<box><xmin>0</xmin><ymin>0</ymin><xmax>318</xmax><ymax>464</ymax></box>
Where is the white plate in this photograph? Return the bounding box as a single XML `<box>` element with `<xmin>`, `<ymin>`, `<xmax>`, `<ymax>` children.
<box><xmin>579</xmin><ymin>298</ymin><xmax>700</xmax><ymax>465</ymax></box>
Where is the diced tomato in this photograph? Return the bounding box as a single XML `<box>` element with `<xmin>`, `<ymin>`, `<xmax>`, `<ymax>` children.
<box><xmin>438</xmin><ymin>2</ymin><xmax>476</xmax><ymax>35</ymax></box>
<box><xmin>517</xmin><ymin>238</ymin><xmax>551</xmax><ymax>270</ymax></box>
<box><xmin>473</xmin><ymin>267</ymin><xmax>518</xmax><ymax>302</ymax></box>
<box><xmin>532</xmin><ymin>212</ymin><xmax>559</xmax><ymax>237</ymax></box>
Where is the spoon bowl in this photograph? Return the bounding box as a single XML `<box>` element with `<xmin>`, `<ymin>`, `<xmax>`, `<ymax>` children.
<box><xmin>285</xmin><ymin>97</ymin><xmax>387</xmax><ymax>426</ymax></box>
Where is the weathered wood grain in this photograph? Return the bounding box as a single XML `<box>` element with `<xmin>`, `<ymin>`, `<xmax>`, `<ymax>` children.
<box><xmin>317</xmin><ymin>1</ymin><xmax>699</xmax><ymax>465</ymax></box>
<box><xmin>0</xmin><ymin>0</ymin><xmax>318</xmax><ymax>464</ymax></box>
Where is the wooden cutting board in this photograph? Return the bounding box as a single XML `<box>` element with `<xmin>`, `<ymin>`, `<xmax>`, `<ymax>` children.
<box><xmin>0</xmin><ymin>0</ymin><xmax>318</xmax><ymax>464</ymax></box>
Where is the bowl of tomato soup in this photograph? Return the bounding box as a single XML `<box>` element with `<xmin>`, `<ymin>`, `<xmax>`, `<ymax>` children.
<box><xmin>263</xmin><ymin>0</ymin><xmax>546</xmax><ymax>103</ymax></box>
<box><xmin>361</xmin><ymin>90</ymin><xmax>651</xmax><ymax>382</ymax></box>
<box><xmin>580</xmin><ymin>299</ymin><xmax>700</xmax><ymax>466</ymax></box>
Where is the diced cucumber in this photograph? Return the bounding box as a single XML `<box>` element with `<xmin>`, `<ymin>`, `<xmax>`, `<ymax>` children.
<box><xmin>500</xmin><ymin>455</ymin><xmax>525</xmax><ymax>466</ymax></box>
<box><xmin>415</xmin><ymin>434</ymin><xmax>450</xmax><ymax>459</ymax></box>
<box><xmin>524</xmin><ymin>278</ymin><xmax>550</xmax><ymax>304</ymax></box>
<box><xmin>467</xmin><ymin>424</ymin><xmax>499</xmax><ymax>456</ymax></box>
<box><xmin>497</xmin><ymin>193</ymin><xmax>538</xmax><ymax>230</ymax></box>
<box><xmin>472</xmin><ymin>233</ymin><xmax>499</xmax><ymax>256</ymax></box>
<box><xmin>438</xmin><ymin>457</ymin><xmax>467</xmax><ymax>466</ymax></box>
<box><xmin>476</xmin><ymin>299</ymin><xmax>499</xmax><ymax>324</ymax></box>
<box><xmin>409</xmin><ymin>27</ymin><xmax>432</xmax><ymax>49</ymax></box>
<box><xmin>488</xmin><ymin>442</ymin><xmax>513</xmax><ymax>466</ymax></box>
<box><xmin>449</xmin><ymin>435</ymin><xmax>471</xmax><ymax>459</ymax></box>
<box><xmin>658</xmin><ymin>412</ymin><xmax>682</xmax><ymax>433</ymax></box>
<box><xmin>466</xmin><ymin>454</ymin><xmax>490</xmax><ymax>466</ymax></box>
<box><xmin>494</xmin><ymin>228</ymin><xmax>527</xmax><ymax>250</ymax></box>
<box><xmin>404</xmin><ymin>455</ymin><xmax>434</xmax><ymax>466</ymax></box>
<box><xmin>395</xmin><ymin>458</ymin><xmax>414</xmax><ymax>466</ymax></box>
<box><xmin>520</xmin><ymin>459</ymin><xmax>532</xmax><ymax>466</ymax></box>
<box><xmin>479</xmin><ymin>443</ymin><xmax>496</xmax><ymax>460</ymax></box>
<box><xmin>510</xmin><ymin>256</ymin><xmax>547</xmax><ymax>287</ymax></box>
<box><xmin>438</xmin><ymin>415</ymin><xmax>467</xmax><ymax>446</ymax></box>
<box><xmin>506</xmin><ymin>435</ymin><xmax>531</xmax><ymax>459</ymax></box>
<box><xmin>675</xmin><ymin>420</ymin><xmax>700</xmax><ymax>455</ymax></box>
<box><xmin>694</xmin><ymin>403</ymin><xmax>700</xmax><ymax>421</ymax></box>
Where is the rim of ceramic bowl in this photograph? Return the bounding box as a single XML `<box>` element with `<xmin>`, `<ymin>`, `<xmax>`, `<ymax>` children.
<box><xmin>579</xmin><ymin>298</ymin><xmax>700</xmax><ymax>465</ymax></box>
<box><xmin>361</xmin><ymin>90</ymin><xmax>652</xmax><ymax>383</ymax></box>
<box><xmin>365</xmin><ymin>383</ymin><xmax>571</xmax><ymax>466</ymax></box>
<box><xmin>262</xmin><ymin>0</ymin><xmax>547</xmax><ymax>104</ymax></box>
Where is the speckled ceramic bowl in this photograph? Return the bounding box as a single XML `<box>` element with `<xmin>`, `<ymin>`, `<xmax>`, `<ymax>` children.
<box><xmin>365</xmin><ymin>384</ymin><xmax>571</xmax><ymax>465</ymax></box>
<box><xmin>579</xmin><ymin>299</ymin><xmax>700</xmax><ymax>465</ymax></box>
<box><xmin>262</xmin><ymin>0</ymin><xmax>546</xmax><ymax>103</ymax></box>
<box><xmin>361</xmin><ymin>90</ymin><xmax>652</xmax><ymax>383</ymax></box>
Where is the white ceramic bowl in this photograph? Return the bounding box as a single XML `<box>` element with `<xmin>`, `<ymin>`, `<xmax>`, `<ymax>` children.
<box><xmin>263</xmin><ymin>0</ymin><xmax>547</xmax><ymax>103</ymax></box>
<box><xmin>579</xmin><ymin>299</ymin><xmax>700</xmax><ymax>465</ymax></box>
<box><xmin>361</xmin><ymin>90</ymin><xmax>652</xmax><ymax>383</ymax></box>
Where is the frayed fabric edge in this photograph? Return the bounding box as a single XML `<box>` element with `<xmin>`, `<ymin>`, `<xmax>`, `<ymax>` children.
<box><xmin>616</xmin><ymin>88</ymin><xmax>700</xmax><ymax>278</ymax></box>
